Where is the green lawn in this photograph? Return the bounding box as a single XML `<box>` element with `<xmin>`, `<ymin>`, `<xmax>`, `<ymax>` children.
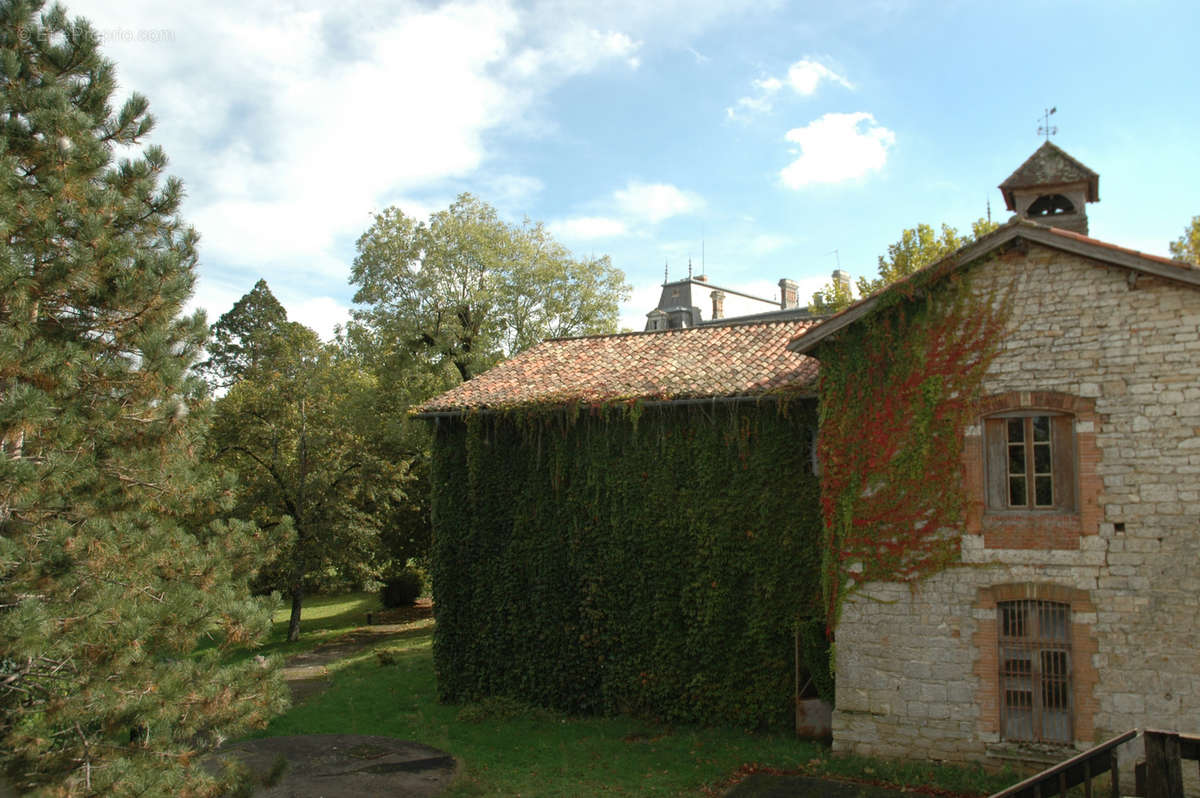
<box><xmin>203</xmin><ymin>591</ymin><xmax>385</xmax><ymax>663</ymax></box>
<box><xmin>246</xmin><ymin>598</ymin><xmax>1015</xmax><ymax>797</ymax></box>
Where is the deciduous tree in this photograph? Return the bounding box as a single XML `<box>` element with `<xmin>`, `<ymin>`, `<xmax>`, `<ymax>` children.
<box><xmin>350</xmin><ymin>193</ymin><xmax>629</xmax><ymax>382</ymax></box>
<box><xmin>1170</xmin><ymin>215</ymin><xmax>1200</xmax><ymax>265</ymax></box>
<box><xmin>810</xmin><ymin>219</ymin><xmax>998</xmax><ymax>313</ymax></box>
<box><xmin>208</xmin><ymin>314</ymin><xmax>407</xmax><ymax>642</ymax></box>
<box><xmin>0</xmin><ymin>3</ymin><xmax>285</xmax><ymax>793</ymax></box>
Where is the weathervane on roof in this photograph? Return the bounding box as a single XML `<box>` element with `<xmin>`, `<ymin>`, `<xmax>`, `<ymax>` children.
<box><xmin>1038</xmin><ymin>106</ymin><xmax>1058</xmax><ymax>141</ymax></box>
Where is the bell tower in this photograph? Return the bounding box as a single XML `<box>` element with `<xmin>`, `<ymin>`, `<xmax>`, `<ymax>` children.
<box><xmin>999</xmin><ymin>141</ymin><xmax>1099</xmax><ymax>235</ymax></box>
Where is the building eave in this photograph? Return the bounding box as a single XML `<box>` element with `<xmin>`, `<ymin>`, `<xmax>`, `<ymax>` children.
<box><xmin>787</xmin><ymin>221</ymin><xmax>1200</xmax><ymax>355</ymax></box>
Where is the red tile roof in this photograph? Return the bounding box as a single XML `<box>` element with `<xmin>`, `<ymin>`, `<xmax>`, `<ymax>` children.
<box><xmin>1044</xmin><ymin>225</ymin><xmax>1190</xmax><ymax>269</ymax></box>
<box><xmin>414</xmin><ymin>319</ymin><xmax>820</xmax><ymax>415</ymax></box>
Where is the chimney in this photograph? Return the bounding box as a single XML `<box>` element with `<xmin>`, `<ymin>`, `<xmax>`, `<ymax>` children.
<box><xmin>711</xmin><ymin>289</ymin><xmax>725</xmax><ymax>320</ymax></box>
<box><xmin>779</xmin><ymin>278</ymin><xmax>799</xmax><ymax>309</ymax></box>
<box><xmin>833</xmin><ymin>269</ymin><xmax>851</xmax><ymax>295</ymax></box>
<box><xmin>695</xmin><ymin>274</ymin><xmax>708</xmax><ymax>283</ymax></box>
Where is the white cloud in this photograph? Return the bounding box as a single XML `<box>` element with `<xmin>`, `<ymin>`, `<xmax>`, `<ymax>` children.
<box><xmin>66</xmin><ymin>0</ymin><xmax>651</xmax><ymax>332</ymax></box>
<box><xmin>780</xmin><ymin>112</ymin><xmax>895</xmax><ymax>188</ymax></box>
<box><xmin>755</xmin><ymin>76</ymin><xmax>784</xmax><ymax>93</ymax></box>
<box><xmin>727</xmin><ymin>56</ymin><xmax>852</xmax><ymax>119</ymax></box>
<box><xmin>549</xmin><ymin>216</ymin><xmax>630</xmax><ymax>240</ymax></box>
<box><xmin>484</xmin><ymin>174</ymin><xmax>545</xmax><ymax>207</ymax></box>
<box><xmin>726</xmin><ymin>95</ymin><xmax>773</xmax><ymax>119</ymax></box>
<box><xmin>613</xmin><ymin>181</ymin><xmax>705</xmax><ymax>223</ymax></box>
<box><xmin>507</xmin><ymin>26</ymin><xmax>642</xmax><ymax>78</ymax></box>
<box><xmin>285</xmin><ymin>295</ymin><xmax>353</xmax><ymax>341</ymax></box>
<box><xmin>785</xmin><ymin>59</ymin><xmax>854</xmax><ymax>95</ymax></box>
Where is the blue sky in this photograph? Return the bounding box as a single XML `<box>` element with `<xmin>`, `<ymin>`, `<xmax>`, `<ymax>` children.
<box><xmin>73</xmin><ymin>0</ymin><xmax>1200</xmax><ymax>338</ymax></box>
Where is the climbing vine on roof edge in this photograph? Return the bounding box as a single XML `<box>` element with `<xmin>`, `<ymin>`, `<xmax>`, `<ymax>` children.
<box><xmin>815</xmin><ymin>268</ymin><xmax>1012</xmax><ymax>633</ymax></box>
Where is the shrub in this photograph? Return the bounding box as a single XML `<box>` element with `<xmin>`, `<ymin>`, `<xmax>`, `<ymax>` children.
<box><xmin>380</xmin><ymin>568</ymin><xmax>423</xmax><ymax>608</ymax></box>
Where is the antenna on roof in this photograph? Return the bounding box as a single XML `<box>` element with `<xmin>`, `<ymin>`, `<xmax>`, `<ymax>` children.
<box><xmin>826</xmin><ymin>248</ymin><xmax>840</xmax><ymax>269</ymax></box>
<box><xmin>687</xmin><ymin>258</ymin><xmax>694</xmax><ymax>280</ymax></box>
<box><xmin>987</xmin><ymin>197</ymin><xmax>992</xmax><ymax>224</ymax></box>
<box><xmin>1038</xmin><ymin>106</ymin><xmax>1057</xmax><ymax>141</ymax></box>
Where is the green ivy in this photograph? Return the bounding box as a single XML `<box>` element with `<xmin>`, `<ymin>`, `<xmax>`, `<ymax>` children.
<box><xmin>429</xmin><ymin>401</ymin><xmax>826</xmax><ymax>729</ymax></box>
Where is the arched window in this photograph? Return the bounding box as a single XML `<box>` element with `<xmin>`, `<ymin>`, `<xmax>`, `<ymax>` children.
<box><xmin>1027</xmin><ymin>194</ymin><xmax>1075</xmax><ymax>217</ymax></box>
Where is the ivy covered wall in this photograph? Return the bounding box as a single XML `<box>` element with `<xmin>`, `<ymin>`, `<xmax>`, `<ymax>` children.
<box><xmin>429</xmin><ymin>401</ymin><xmax>825</xmax><ymax>730</ymax></box>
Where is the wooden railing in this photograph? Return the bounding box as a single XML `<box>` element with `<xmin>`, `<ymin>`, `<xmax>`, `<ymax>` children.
<box><xmin>1134</xmin><ymin>730</ymin><xmax>1200</xmax><ymax>798</ymax></box>
<box><xmin>989</xmin><ymin>729</ymin><xmax>1200</xmax><ymax>798</ymax></box>
<box><xmin>988</xmin><ymin>729</ymin><xmax>1136</xmax><ymax>798</ymax></box>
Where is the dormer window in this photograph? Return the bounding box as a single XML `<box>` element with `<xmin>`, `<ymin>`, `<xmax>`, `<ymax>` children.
<box><xmin>1027</xmin><ymin>194</ymin><xmax>1075</xmax><ymax>217</ymax></box>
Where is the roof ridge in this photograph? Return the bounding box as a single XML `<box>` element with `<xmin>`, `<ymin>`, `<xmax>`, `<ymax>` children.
<box><xmin>547</xmin><ymin>316</ymin><xmax>818</xmax><ymax>343</ymax></box>
<box><xmin>788</xmin><ymin>223</ymin><xmax>1200</xmax><ymax>355</ymax></box>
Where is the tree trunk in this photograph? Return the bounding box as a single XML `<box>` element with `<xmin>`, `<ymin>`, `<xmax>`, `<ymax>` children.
<box><xmin>287</xmin><ymin>585</ymin><xmax>304</xmax><ymax>642</ymax></box>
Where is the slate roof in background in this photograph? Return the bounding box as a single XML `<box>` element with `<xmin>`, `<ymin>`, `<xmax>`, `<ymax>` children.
<box><xmin>999</xmin><ymin>141</ymin><xmax>1100</xmax><ymax>210</ymax></box>
<box><xmin>413</xmin><ymin>319</ymin><xmax>820</xmax><ymax>415</ymax></box>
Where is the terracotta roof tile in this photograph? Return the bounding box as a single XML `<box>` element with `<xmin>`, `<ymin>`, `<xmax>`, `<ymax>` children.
<box><xmin>414</xmin><ymin>319</ymin><xmax>820</xmax><ymax>414</ymax></box>
<box><xmin>1044</xmin><ymin>225</ymin><xmax>1194</xmax><ymax>270</ymax></box>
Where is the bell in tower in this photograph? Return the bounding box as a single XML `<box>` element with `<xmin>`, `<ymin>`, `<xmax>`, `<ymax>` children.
<box><xmin>999</xmin><ymin>141</ymin><xmax>1099</xmax><ymax>235</ymax></box>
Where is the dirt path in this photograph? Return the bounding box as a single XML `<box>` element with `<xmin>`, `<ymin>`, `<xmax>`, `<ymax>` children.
<box><xmin>281</xmin><ymin>600</ymin><xmax>433</xmax><ymax>703</ymax></box>
<box><xmin>209</xmin><ymin>600</ymin><xmax>458</xmax><ymax>796</ymax></box>
<box><xmin>217</xmin><ymin>734</ymin><xmax>456</xmax><ymax>798</ymax></box>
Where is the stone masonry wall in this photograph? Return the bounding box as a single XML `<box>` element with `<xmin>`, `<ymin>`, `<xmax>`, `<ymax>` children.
<box><xmin>832</xmin><ymin>243</ymin><xmax>1200</xmax><ymax>767</ymax></box>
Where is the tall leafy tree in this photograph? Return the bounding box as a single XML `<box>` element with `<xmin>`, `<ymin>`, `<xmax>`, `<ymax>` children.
<box><xmin>0</xmin><ymin>2</ymin><xmax>285</xmax><ymax>794</ymax></box>
<box><xmin>209</xmin><ymin>316</ymin><xmax>407</xmax><ymax>642</ymax></box>
<box><xmin>811</xmin><ymin>219</ymin><xmax>998</xmax><ymax>313</ymax></box>
<box><xmin>351</xmin><ymin>193</ymin><xmax>629</xmax><ymax>382</ymax></box>
<box><xmin>1170</xmin><ymin>215</ymin><xmax>1200</xmax><ymax>265</ymax></box>
<box><xmin>197</xmin><ymin>277</ymin><xmax>290</xmax><ymax>389</ymax></box>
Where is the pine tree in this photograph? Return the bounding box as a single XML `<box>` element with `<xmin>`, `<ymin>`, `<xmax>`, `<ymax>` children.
<box><xmin>0</xmin><ymin>2</ymin><xmax>286</xmax><ymax>794</ymax></box>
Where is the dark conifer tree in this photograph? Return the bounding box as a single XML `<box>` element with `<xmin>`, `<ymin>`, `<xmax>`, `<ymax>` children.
<box><xmin>198</xmin><ymin>278</ymin><xmax>291</xmax><ymax>389</ymax></box>
<box><xmin>0</xmin><ymin>2</ymin><xmax>286</xmax><ymax>794</ymax></box>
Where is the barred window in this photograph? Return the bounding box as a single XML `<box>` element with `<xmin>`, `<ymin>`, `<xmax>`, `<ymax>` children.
<box><xmin>998</xmin><ymin>600</ymin><xmax>1072</xmax><ymax>744</ymax></box>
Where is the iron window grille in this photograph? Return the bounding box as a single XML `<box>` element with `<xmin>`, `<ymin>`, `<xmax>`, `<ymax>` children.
<box><xmin>998</xmin><ymin>599</ymin><xmax>1072</xmax><ymax>744</ymax></box>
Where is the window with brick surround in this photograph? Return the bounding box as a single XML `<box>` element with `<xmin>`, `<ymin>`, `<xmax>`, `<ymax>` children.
<box><xmin>984</xmin><ymin>413</ymin><xmax>1076</xmax><ymax>512</ymax></box>
<box><xmin>998</xmin><ymin>599</ymin><xmax>1072</xmax><ymax>744</ymax></box>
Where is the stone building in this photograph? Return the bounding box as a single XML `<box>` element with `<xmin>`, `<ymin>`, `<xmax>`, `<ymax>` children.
<box><xmin>789</xmin><ymin>144</ymin><xmax>1200</xmax><ymax>765</ymax></box>
<box><xmin>644</xmin><ymin>271</ymin><xmax>815</xmax><ymax>330</ymax></box>
<box><xmin>417</xmin><ymin>141</ymin><xmax>1200</xmax><ymax>769</ymax></box>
